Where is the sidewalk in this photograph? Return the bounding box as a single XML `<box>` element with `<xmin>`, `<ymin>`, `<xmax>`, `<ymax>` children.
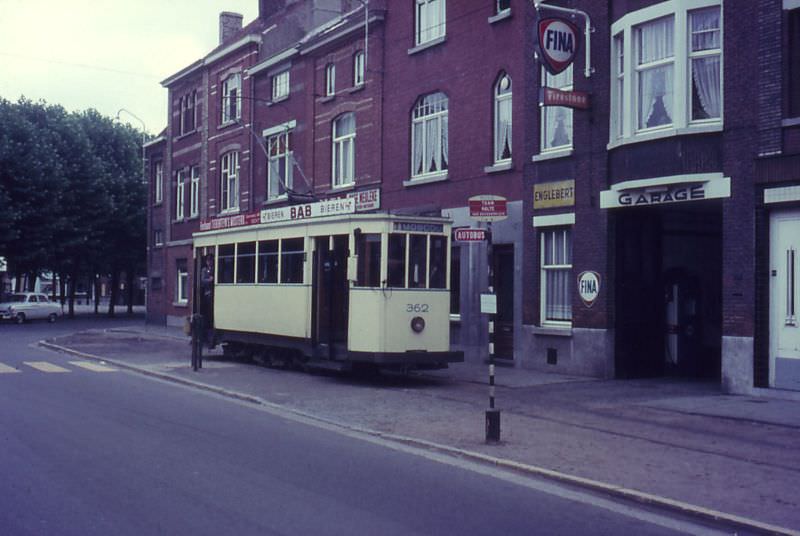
<box><xmin>42</xmin><ymin>326</ymin><xmax>800</xmax><ymax>534</ymax></box>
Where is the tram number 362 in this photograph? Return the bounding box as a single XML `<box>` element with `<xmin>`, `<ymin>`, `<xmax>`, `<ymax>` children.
<box><xmin>406</xmin><ymin>304</ymin><xmax>430</xmax><ymax>313</ymax></box>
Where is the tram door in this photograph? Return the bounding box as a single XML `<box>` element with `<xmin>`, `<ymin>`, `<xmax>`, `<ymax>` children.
<box><xmin>313</xmin><ymin>235</ymin><xmax>349</xmax><ymax>358</ymax></box>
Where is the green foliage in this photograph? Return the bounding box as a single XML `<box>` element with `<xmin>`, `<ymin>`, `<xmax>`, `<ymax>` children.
<box><xmin>0</xmin><ymin>98</ymin><xmax>147</xmax><ymax>287</ymax></box>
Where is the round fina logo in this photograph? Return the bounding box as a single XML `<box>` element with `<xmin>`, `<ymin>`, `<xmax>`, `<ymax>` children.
<box><xmin>537</xmin><ymin>17</ymin><xmax>580</xmax><ymax>75</ymax></box>
<box><xmin>577</xmin><ymin>271</ymin><xmax>600</xmax><ymax>307</ymax></box>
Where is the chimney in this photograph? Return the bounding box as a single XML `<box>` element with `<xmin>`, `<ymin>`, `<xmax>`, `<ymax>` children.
<box><xmin>219</xmin><ymin>12</ymin><xmax>243</xmax><ymax>44</ymax></box>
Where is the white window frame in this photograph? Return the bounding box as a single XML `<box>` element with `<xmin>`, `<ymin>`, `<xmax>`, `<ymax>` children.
<box><xmin>494</xmin><ymin>73</ymin><xmax>513</xmax><ymax>164</ymax></box>
<box><xmin>539</xmin><ymin>226</ymin><xmax>573</xmax><ymax>327</ymax></box>
<box><xmin>610</xmin><ymin>0</ymin><xmax>723</xmax><ymax>147</ymax></box>
<box><xmin>411</xmin><ymin>92</ymin><xmax>449</xmax><ymax>180</ymax></box>
<box><xmin>175</xmin><ymin>169</ymin><xmax>185</xmax><ymax>221</ymax></box>
<box><xmin>415</xmin><ymin>0</ymin><xmax>446</xmax><ymax>45</ymax></box>
<box><xmin>220</xmin><ymin>151</ymin><xmax>239</xmax><ymax>213</ymax></box>
<box><xmin>272</xmin><ymin>70</ymin><xmax>290</xmax><ymax>101</ymax></box>
<box><xmin>353</xmin><ymin>51</ymin><xmax>365</xmax><ymax>87</ymax></box>
<box><xmin>266</xmin><ymin>129</ymin><xmax>292</xmax><ymax>200</ymax></box>
<box><xmin>325</xmin><ymin>63</ymin><xmax>336</xmax><ymax>96</ymax></box>
<box><xmin>540</xmin><ymin>65</ymin><xmax>574</xmax><ymax>154</ymax></box>
<box><xmin>221</xmin><ymin>73</ymin><xmax>241</xmax><ymax>124</ymax></box>
<box><xmin>154</xmin><ymin>230</ymin><xmax>163</xmax><ymax>247</ymax></box>
<box><xmin>154</xmin><ymin>161</ymin><xmax>163</xmax><ymax>204</ymax></box>
<box><xmin>332</xmin><ymin>113</ymin><xmax>356</xmax><ymax>188</ymax></box>
<box><xmin>189</xmin><ymin>166</ymin><xmax>200</xmax><ymax>218</ymax></box>
<box><xmin>176</xmin><ymin>261</ymin><xmax>189</xmax><ymax>305</ymax></box>
<box><xmin>496</xmin><ymin>0</ymin><xmax>510</xmax><ymax>14</ymax></box>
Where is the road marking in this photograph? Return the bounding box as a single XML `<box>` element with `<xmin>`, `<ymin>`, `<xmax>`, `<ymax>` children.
<box><xmin>69</xmin><ymin>361</ymin><xmax>117</xmax><ymax>372</ymax></box>
<box><xmin>0</xmin><ymin>362</ymin><xmax>21</xmax><ymax>374</ymax></box>
<box><xmin>23</xmin><ymin>361</ymin><xmax>71</xmax><ymax>373</ymax></box>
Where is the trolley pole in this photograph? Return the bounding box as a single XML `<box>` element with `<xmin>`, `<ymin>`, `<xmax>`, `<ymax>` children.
<box><xmin>485</xmin><ymin>221</ymin><xmax>501</xmax><ymax>443</ymax></box>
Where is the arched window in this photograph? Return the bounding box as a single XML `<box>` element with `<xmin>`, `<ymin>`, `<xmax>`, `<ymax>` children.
<box><xmin>332</xmin><ymin>113</ymin><xmax>356</xmax><ymax>187</ymax></box>
<box><xmin>494</xmin><ymin>73</ymin><xmax>512</xmax><ymax>163</ymax></box>
<box><xmin>411</xmin><ymin>92</ymin><xmax>448</xmax><ymax>179</ymax></box>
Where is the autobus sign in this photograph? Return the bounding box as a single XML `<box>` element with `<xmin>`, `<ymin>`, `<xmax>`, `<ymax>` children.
<box><xmin>469</xmin><ymin>195</ymin><xmax>507</xmax><ymax>222</ymax></box>
<box><xmin>454</xmin><ymin>228</ymin><xmax>487</xmax><ymax>242</ymax></box>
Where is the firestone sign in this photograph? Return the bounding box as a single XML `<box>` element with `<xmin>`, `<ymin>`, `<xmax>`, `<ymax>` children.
<box><xmin>537</xmin><ymin>17</ymin><xmax>580</xmax><ymax>75</ymax></box>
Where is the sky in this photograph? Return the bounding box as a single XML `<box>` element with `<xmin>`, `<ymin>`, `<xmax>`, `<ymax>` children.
<box><xmin>0</xmin><ymin>0</ymin><xmax>259</xmax><ymax>135</ymax></box>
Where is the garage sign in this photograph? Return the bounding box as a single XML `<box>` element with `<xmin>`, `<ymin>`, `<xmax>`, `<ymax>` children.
<box><xmin>537</xmin><ymin>17</ymin><xmax>580</xmax><ymax>75</ymax></box>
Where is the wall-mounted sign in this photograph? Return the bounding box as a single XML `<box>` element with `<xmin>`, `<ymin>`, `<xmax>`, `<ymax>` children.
<box><xmin>347</xmin><ymin>188</ymin><xmax>380</xmax><ymax>212</ymax></box>
<box><xmin>540</xmin><ymin>87</ymin><xmax>590</xmax><ymax>110</ymax></box>
<box><xmin>599</xmin><ymin>177</ymin><xmax>731</xmax><ymax>209</ymax></box>
<box><xmin>394</xmin><ymin>222</ymin><xmax>444</xmax><ymax>233</ymax></box>
<box><xmin>261</xmin><ymin>197</ymin><xmax>355</xmax><ymax>224</ymax></box>
<box><xmin>480</xmin><ymin>293</ymin><xmax>497</xmax><ymax>315</ymax></box>
<box><xmin>536</xmin><ymin>17</ymin><xmax>580</xmax><ymax>75</ymax></box>
<box><xmin>534</xmin><ymin>180</ymin><xmax>575</xmax><ymax>210</ymax></box>
<box><xmin>577</xmin><ymin>271</ymin><xmax>600</xmax><ymax>307</ymax></box>
<box><xmin>454</xmin><ymin>228</ymin><xmax>487</xmax><ymax>242</ymax></box>
<box><xmin>199</xmin><ymin>212</ymin><xmax>261</xmax><ymax>232</ymax></box>
<box><xmin>469</xmin><ymin>195</ymin><xmax>508</xmax><ymax>222</ymax></box>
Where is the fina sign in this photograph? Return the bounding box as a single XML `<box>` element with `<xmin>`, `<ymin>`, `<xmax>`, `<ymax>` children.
<box><xmin>577</xmin><ymin>271</ymin><xmax>600</xmax><ymax>307</ymax></box>
<box><xmin>537</xmin><ymin>17</ymin><xmax>580</xmax><ymax>75</ymax></box>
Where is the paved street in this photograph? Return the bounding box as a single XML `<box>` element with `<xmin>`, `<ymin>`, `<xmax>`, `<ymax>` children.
<box><xmin>0</xmin><ymin>317</ymin><xmax>738</xmax><ymax>535</ymax></box>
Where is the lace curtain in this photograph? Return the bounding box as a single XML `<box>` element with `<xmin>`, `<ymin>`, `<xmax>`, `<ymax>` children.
<box><xmin>638</xmin><ymin>17</ymin><xmax>674</xmax><ymax>129</ymax></box>
<box><xmin>691</xmin><ymin>8</ymin><xmax>721</xmax><ymax>119</ymax></box>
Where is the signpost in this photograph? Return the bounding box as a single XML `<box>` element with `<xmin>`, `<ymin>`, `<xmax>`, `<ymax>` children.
<box><xmin>454</xmin><ymin>228</ymin><xmax>488</xmax><ymax>242</ymax></box>
<box><xmin>468</xmin><ymin>195</ymin><xmax>507</xmax><ymax>443</ymax></box>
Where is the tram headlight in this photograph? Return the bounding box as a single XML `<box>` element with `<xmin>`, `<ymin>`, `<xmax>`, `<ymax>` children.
<box><xmin>410</xmin><ymin>316</ymin><xmax>425</xmax><ymax>333</ymax></box>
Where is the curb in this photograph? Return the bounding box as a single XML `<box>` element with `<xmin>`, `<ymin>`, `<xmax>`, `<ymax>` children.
<box><xmin>38</xmin><ymin>339</ymin><xmax>800</xmax><ymax>536</ymax></box>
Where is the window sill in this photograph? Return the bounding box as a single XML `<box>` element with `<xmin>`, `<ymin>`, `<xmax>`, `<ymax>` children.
<box><xmin>532</xmin><ymin>148</ymin><xmax>573</xmax><ymax>162</ymax></box>
<box><xmin>532</xmin><ymin>325</ymin><xmax>572</xmax><ymax>337</ymax></box>
<box><xmin>484</xmin><ymin>161</ymin><xmax>513</xmax><ymax>174</ymax></box>
<box><xmin>218</xmin><ymin>209</ymin><xmax>240</xmax><ymax>216</ymax></box>
<box><xmin>263</xmin><ymin>196</ymin><xmax>288</xmax><ymax>206</ymax></box>
<box><xmin>218</xmin><ymin>120</ymin><xmax>241</xmax><ymax>131</ymax></box>
<box><xmin>782</xmin><ymin>117</ymin><xmax>800</xmax><ymax>127</ymax></box>
<box><xmin>488</xmin><ymin>10</ymin><xmax>511</xmax><ymax>24</ymax></box>
<box><xmin>172</xmin><ymin>302</ymin><xmax>189</xmax><ymax>308</ymax></box>
<box><xmin>175</xmin><ymin>129</ymin><xmax>198</xmax><ymax>141</ymax></box>
<box><xmin>346</xmin><ymin>84</ymin><xmax>365</xmax><ymax>94</ymax></box>
<box><xmin>607</xmin><ymin>123</ymin><xmax>723</xmax><ymax>150</ymax></box>
<box><xmin>327</xmin><ymin>183</ymin><xmax>355</xmax><ymax>194</ymax></box>
<box><xmin>268</xmin><ymin>95</ymin><xmax>289</xmax><ymax>106</ymax></box>
<box><xmin>408</xmin><ymin>35</ymin><xmax>446</xmax><ymax>55</ymax></box>
<box><xmin>403</xmin><ymin>172</ymin><xmax>448</xmax><ymax>187</ymax></box>
<box><xmin>319</xmin><ymin>95</ymin><xmax>335</xmax><ymax>104</ymax></box>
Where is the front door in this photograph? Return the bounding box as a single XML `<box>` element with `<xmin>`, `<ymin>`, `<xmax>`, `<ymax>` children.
<box><xmin>492</xmin><ymin>245</ymin><xmax>514</xmax><ymax>360</ymax></box>
<box><xmin>770</xmin><ymin>211</ymin><xmax>800</xmax><ymax>390</ymax></box>
<box><xmin>313</xmin><ymin>235</ymin><xmax>349</xmax><ymax>359</ymax></box>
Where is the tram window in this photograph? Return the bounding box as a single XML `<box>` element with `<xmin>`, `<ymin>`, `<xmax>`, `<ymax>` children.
<box><xmin>450</xmin><ymin>246</ymin><xmax>461</xmax><ymax>314</ymax></box>
<box><xmin>429</xmin><ymin>235</ymin><xmax>447</xmax><ymax>289</ymax></box>
<box><xmin>218</xmin><ymin>244</ymin><xmax>235</xmax><ymax>284</ymax></box>
<box><xmin>409</xmin><ymin>234</ymin><xmax>428</xmax><ymax>288</ymax></box>
<box><xmin>236</xmin><ymin>242</ymin><xmax>256</xmax><ymax>284</ymax></box>
<box><xmin>356</xmin><ymin>233</ymin><xmax>381</xmax><ymax>287</ymax></box>
<box><xmin>387</xmin><ymin>234</ymin><xmax>407</xmax><ymax>287</ymax></box>
<box><xmin>281</xmin><ymin>238</ymin><xmax>305</xmax><ymax>284</ymax></box>
<box><xmin>257</xmin><ymin>240</ymin><xmax>278</xmax><ymax>284</ymax></box>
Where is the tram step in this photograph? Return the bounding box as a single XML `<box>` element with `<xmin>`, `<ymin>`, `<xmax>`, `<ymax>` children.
<box><xmin>306</xmin><ymin>359</ymin><xmax>351</xmax><ymax>373</ymax></box>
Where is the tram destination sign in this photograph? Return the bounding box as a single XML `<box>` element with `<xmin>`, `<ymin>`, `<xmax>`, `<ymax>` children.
<box><xmin>261</xmin><ymin>197</ymin><xmax>355</xmax><ymax>224</ymax></box>
<box><xmin>469</xmin><ymin>195</ymin><xmax>508</xmax><ymax>222</ymax></box>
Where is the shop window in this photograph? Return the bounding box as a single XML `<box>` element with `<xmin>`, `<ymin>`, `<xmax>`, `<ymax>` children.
<box><xmin>236</xmin><ymin>242</ymin><xmax>256</xmax><ymax>284</ymax></box>
<box><xmin>258</xmin><ymin>240</ymin><xmax>279</xmax><ymax>284</ymax></box>
<box><xmin>280</xmin><ymin>238</ymin><xmax>305</xmax><ymax>284</ymax></box>
<box><xmin>540</xmin><ymin>228</ymin><xmax>572</xmax><ymax>324</ymax></box>
<box><xmin>218</xmin><ymin>244</ymin><xmax>235</xmax><ymax>284</ymax></box>
<box><xmin>356</xmin><ymin>233</ymin><xmax>381</xmax><ymax>287</ymax></box>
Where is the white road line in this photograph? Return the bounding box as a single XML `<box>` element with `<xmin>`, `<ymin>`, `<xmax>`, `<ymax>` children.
<box><xmin>0</xmin><ymin>362</ymin><xmax>21</xmax><ymax>374</ymax></box>
<box><xmin>69</xmin><ymin>361</ymin><xmax>117</xmax><ymax>372</ymax></box>
<box><xmin>23</xmin><ymin>361</ymin><xmax>71</xmax><ymax>373</ymax></box>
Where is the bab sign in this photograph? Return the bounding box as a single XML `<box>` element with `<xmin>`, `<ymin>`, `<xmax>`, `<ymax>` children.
<box><xmin>537</xmin><ymin>17</ymin><xmax>580</xmax><ymax>75</ymax></box>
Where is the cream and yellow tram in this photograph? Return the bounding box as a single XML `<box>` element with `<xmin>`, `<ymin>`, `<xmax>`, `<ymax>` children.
<box><xmin>192</xmin><ymin>211</ymin><xmax>463</xmax><ymax>371</ymax></box>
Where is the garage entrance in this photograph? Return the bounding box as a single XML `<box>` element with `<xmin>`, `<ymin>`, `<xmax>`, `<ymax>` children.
<box><xmin>614</xmin><ymin>203</ymin><xmax>722</xmax><ymax>379</ymax></box>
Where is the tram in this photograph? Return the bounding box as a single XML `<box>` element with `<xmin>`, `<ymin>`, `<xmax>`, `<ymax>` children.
<box><xmin>192</xmin><ymin>202</ymin><xmax>463</xmax><ymax>371</ymax></box>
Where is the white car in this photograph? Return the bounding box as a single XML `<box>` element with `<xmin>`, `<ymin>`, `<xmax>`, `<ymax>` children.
<box><xmin>0</xmin><ymin>293</ymin><xmax>62</xmax><ymax>324</ymax></box>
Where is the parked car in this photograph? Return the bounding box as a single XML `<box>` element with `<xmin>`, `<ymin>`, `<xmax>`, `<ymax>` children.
<box><xmin>0</xmin><ymin>293</ymin><xmax>62</xmax><ymax>324</ymax></box>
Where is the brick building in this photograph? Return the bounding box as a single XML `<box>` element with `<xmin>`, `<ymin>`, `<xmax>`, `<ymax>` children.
<box><xmin>146</xmin><ymin>0</ymin><xmax>799</xmax><ymax>393</ymax></box>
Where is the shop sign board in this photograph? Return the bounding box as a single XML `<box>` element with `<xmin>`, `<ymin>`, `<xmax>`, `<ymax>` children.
<box><xmin>534</xmin><ymin>180</ymin><xmax>575</xmax><ymax>209</ymax></box>
<box><xmin>469</xmin><ymin>195</ymin><xmax>508</xmax><ymax>222</ymax></box>
<box><xmin>347</xmin><ymin>188</ymin><xmax>380</xmax><ymax>212</ymax></box>
<box><xmin>454</xmin><ymin>228</ymin><xmax>488</xmax><ymax>242</ymax></box>
<box><xmin>480</xmin><ymin>293</ymin><xmax>497</xmax><ymax>315</ymax></box>
<box><xmin>540</xmin><ymin>86</ymin><xmax>590</xmax><ymax>110</ymax></box>
<box><xmin>536</xmin><ymin>17</ymin><xmax>580</xmax><ymax>75</ymax></box>
<box><xmin>599</xmin><ymin>177</ymin><xmax>731</xmax><ymax>209</ymax></box>
<box><xmin>261</xmin><ymin>197</ymin><xmax>355</xmax><ymax>224</ymax></box>
<box><xmin>199</xmin><ymin>212</ymin><xmax>261</xmax><ymax>232</ymax></box>
<box><xmin>578</xmin><ymin>271</ymin><xmax>600</xmax><ymax>307</ymax></box>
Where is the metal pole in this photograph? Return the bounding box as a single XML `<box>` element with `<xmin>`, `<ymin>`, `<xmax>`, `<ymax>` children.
<box><xmin>485</xmin><ymin>221</ymin><xmax>500</xmax><ymax>442</ymax></box>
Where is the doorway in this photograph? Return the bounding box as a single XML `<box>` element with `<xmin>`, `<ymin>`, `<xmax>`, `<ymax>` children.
<box><xmin>312</xmin><ymin>235</ymin><xmax>349</xmax><ymax>359</ymax></box>
<box><xmin>492</xmin><ymin>244</ymin><xmax>514</xmax><ymax>360</ymax></box>
<box><xmin>770</xmin><ymin>211</ymin><xmax>800</xmax><ymax>390</ymax></box>
<box><xmin>614</xmin><ymin>203</ymin><xmax>722</xmax><ymax>379</ymax></box>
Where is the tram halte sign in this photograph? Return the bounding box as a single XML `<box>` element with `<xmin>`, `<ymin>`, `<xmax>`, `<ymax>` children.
<box><xmin>469</xmin><ymin>195</ymin><xmax>508</xmax><ymax>222</ymax></box>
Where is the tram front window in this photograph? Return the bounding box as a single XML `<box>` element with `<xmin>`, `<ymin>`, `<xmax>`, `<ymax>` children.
<box><xmin>356</xmin><ymin>233</ymin><xmax>381</xmax><ymax>287</ymax></box>
<box><xmin>218</xmin><ymin>244</ymin><xmax>235</xmax><ymax>284</ymax></box>
<box><xmin>388</xmin><ymin>234</ymin><xmax>407</xmax><ymax>287</ymax></box>
<box><xmin>409</xmin><ymin>235</ymin><xmax>428</xmax><ymax>288</ymax></box>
